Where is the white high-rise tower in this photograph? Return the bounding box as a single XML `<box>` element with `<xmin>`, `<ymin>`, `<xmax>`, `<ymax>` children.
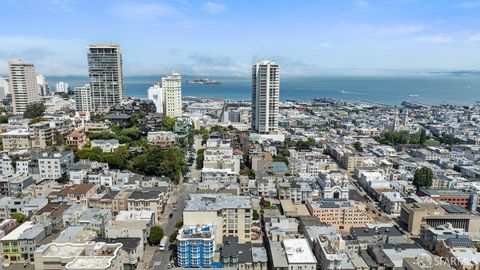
<box><xmin>162</xmin><ymin>72</ymin><xmax>182</xmax><ymax>118</ymax></box>
<box><xmin>251</xmin><ymin>60</ymin><xmax>280</xmax><ymax>134</ymax></box>
<box><xmin>147</xmin><ymin>83</ymin><xmax>163</xmax><ymax>114</ymax></box>
<box><xmin>8</xmin><ymin>59</ymin><xmax>40</xmax><ymax>114</ymax></box>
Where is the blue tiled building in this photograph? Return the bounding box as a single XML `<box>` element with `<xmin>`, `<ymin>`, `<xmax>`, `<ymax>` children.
<box><xmin>177</xmin><ymin>224</ymin><xmax>215</xmax><ymax>268</ymax></box>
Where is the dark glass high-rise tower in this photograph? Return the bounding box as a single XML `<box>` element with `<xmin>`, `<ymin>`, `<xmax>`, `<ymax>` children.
<box><xmin>87</xmin><ymin>44</ymin><xmax>123</xmax><ymax>112</ymax></box>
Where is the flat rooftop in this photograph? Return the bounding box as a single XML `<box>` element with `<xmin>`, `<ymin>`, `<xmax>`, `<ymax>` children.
<box><xmin>185</xmin><ymin>194</ymin><xmax>252</xmax><ymax>211</ymax></box>
<box><xmin>283</xmin><ymin>239</ymin><xmax>317</xmax><ymax>264</ymax></box>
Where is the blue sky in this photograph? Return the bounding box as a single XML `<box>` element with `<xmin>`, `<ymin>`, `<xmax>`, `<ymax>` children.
<box><xmin>0</xmin><ymin>0</ymin><xmax>479</xmax><ymax>76</ymax></box>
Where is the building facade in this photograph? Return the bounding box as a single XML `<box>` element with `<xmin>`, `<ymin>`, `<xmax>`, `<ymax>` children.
<box><xmin>177</xmin><ymin>224</ymin><xmax>215</xmax><ymax>268</ymax></box>
<box><xmin>74</xmin><ymin>84</ymin><xmax>92</xmax><ymax>112</ymax></box>
<box><xmin>88</xmin><ymin>44</ymin><xmax>123</xmax><ymax>112</ymax></box>
<box><xmin>147</xmin><ymin>83</ymin><xmax>163</xmax><ymax>114</ymax></box>
<box><xmin>162</xmin><ymin>72</ymin><xmax>182</xmax><ymax>118</ymax></box>
<box><xmin>251</xmin><ymin>60</ymin><xmax>280</xmax><ymax>134</ymax></box>
<box><xmin>8</xmin><ymin>59</ymin><xmax>40</xmax><ymax>114</ymax></box>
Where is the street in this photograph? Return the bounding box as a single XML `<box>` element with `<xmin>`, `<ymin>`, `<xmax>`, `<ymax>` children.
<box><xmin>148</xmin><ymin>182</ymin><xmax>197</xmax><ymax>270</ymax></box>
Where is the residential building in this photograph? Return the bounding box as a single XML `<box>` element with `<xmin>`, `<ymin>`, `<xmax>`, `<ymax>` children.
<box><xmin>251</xmin><ymin>60</ymin><xmax>280</xmax><ymax>134</ymax></box>
<box><xmin>147</xmin><ymin>131</ymin><xmax>175</xmax><ymax>147</ymax></box>
<box><xmin>380</xmin><ymin>191</ymin><xmax>406</xmax><ymax>217</ymax></box>
<box><xmin>283</xmin><ymin>239</ymin><xmax>317</xmax><ymax>270</ymax></box>
<box><xmin>306</xmin><ymin>198</ymin><xmax>371</xmax><ymax>231</ymax></box>
<box><xmin>0</xmin><ymin>76</ymin><xmax>10</xmax><ymax>98</ymax></box>
<box><xmin>183</xmin><ymin>194</ymin><xmax>253</xmax><ymax>243</ymax></box>
<box><xmin>1</xmin><ymin>221</ymin><xmax>46</xmax><ymax>263</ymax></box>
<box><xmin>65</xmin><ymin>130</ymin><xmax>87</xmax><ymax>149</ymax></box>
<box><xmin>127</xmin><ymin>189</ymin><xmax>167</xmax><ymax>222</ymax></box>
<box><xmin>177</xmin><ymin>224</ymin><xmax>216</xmax><ymax>268</ymax></box>
<box><xmin>50</xmin><ymin>183</ymin><xmax>98</xmax><ymax>205</ymax></box>
<box><xmin>0</xmin><ymin>174</ymin><xmax>35</xmax><ymax>196</ymax></box>
<box><xmin>105</xmin><ymin>210</ymin><xmax>155</xmax><ymax>244</ymax></box>
<box><xmin>162</xmin><ymin>71</ymin><xmax>182</xmax><ymax>117</ymax></box>
<box><xmin>88</xmin><ymin>44</ymin><xmax>123</xmax><ymax>111</ymax></box>
<box><xmin>147</xmin><ymin>83</ymin><xmax>163</xmax><ymax>113</ymax></box>
<box><xmin>74</xmin><ymin>84</ymin><xmax>92</xmax><ymax>112</ymax></box>
<box><xmin>8</xmin><ymin>59</ymin><xmax>40</xmax><ymax>114</ymax></box>
<box><xmin>55</xmin><ymin>81</ymin><xmax>69</xmax><ymax>93</ymax></box>
<box><xmin>34</xmin><ymin>242</ymin><xmax>125</xmax><ymax>270</ymax></box>
<box><xmin>91</xmin><ymin>139</ymin><xmax>120</xmax><ymax>152</ymax></box>
<box><xmin>38</xmin><ymin>151</ymin><xmax>74</xmax><ymax>180</ymax></box>
<box><xmin>0</xmin><ymin>129</ymin><xmax>31</xmax><ymax>150</ymax></box>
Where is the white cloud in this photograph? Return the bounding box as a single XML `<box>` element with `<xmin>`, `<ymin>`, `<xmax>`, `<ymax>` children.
<box><xmin>44</xmin><ymin>0</ymin><xmax>77</xmax><ymax>11</ymax></box>
<box><xmin>454</xmin><ymin>1</ymin><xmax>480</xmax><ymax>8</ymax></box>
<box><xmin>416</xmin><ymin>35</ymin><xmax>454</xmax><ymax>44</ymax></box>
<box><xmin>202</xmin><ymin>1</ymin><xmax>226</xmax><ymax>14</ymax></box>
<box><xmin>319</xmin><ymin>42</ymin><xmax>331</xmax><ymax>48</ymax></box>
<box><xmin>466</xmin><ymin>33</ymin><xmax>480</xmax><ymax>42</ymax></box>
<box><xmin>0</xmin><ymin>35</ymin><xmax>85</xmax><ymax>75</ymax></box>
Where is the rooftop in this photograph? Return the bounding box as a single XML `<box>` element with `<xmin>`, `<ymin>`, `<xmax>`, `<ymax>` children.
<box><xmin>184</xmin><ymin>194</ymin><xmax>252</xmax><ymax>211</ymax></box>
<box><xmin>283</xmin><ymin>238</ymin><xmax>317</xmax><ymax>264</ymax></box>
<box><xmin>1</xmin><ymin>221</ymin><xmax>44</xmax><ymax>241</ymax></box>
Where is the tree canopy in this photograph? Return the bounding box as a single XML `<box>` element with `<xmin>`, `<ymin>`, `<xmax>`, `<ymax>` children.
<box><xmin>129</xmin><ymin>147</ymin><xmax>186</xmax><ymax>183</ymax></box>
<box><xmin>12</xmin><ymin>212</ymin><xmax>26</xmax><ymax>224</ymax></box>
<box><xmin>413</xmin><ymin>166</ymin><xmax>433</xmax><ymax>189</ymax></box>
<box><xmin>147</xmin><ymin>226</ymin><xmax>164</xmax><ymax>245</ymax></box>
<box><xmin>23</xmin><ymin>102</ymin><xmax>46</xmax><ymax>119</ymax></box>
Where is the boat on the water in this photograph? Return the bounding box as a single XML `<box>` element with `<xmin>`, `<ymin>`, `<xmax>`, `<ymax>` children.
<box><xmin>186</xmin><ymin>78</ymin><xmax>220</xmax><ymax>85</ymax></box>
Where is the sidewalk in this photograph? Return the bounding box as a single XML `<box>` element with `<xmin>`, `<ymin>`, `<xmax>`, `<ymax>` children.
<box><xmin>137</xmin><ymin>245</ymin><xmax>156</xmax><ymax>270</ymax></box>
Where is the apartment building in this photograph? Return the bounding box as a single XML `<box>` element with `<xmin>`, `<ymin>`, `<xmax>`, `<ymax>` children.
<box><xmin>0</xmin><ymin>129</ymin><xmax>31</xmax><ymax>150</ymax></box>
<box><xmin>9</xmin><ymin>59</ymin><xmax>40</xmax><ymax>114</ymax></box>
<box><xmin>127</xmin><ymin>189</ymin><xmax>167</xmax><ymax>222</ymax></box>
<box><xmin>34</xmin><ymin>242</ymin><xmax>125</xmax><ymax>270</ymax></box>
<box><xmin>177</xmin><ymin>224</ymin><xmax>216</xmax><ymax>268</ymax></box>
<box><xmin>1</xmin><ymin>221</ymin><xmax>46</xmax><ymax>264</ymax></box>
<box><xmin>306</xmin><ymin>198</ymin><xmax>371</xmax><ymax>231</ymax></box>
<box><xmin>38</xmin><ymin>151</ymin><xmax>74</xmax><ymax>180</ymax></box>
<box><xmin>183</xmin><ymin>194</ymin><xmax>253</xmax><ymax>244</ymax></box>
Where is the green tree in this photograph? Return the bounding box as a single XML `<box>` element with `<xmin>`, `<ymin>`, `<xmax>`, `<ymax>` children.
<box><xmin>413</xmin><ymin>167</ymin><xmax>433</xmax><ymax>189</ymax></box>
<box><xmin>253</xmin><ymin>209</ymin><xmax>259</xmax><ymax>220</ymax></box>
<box><xmin>129</xmin><ymin>147</ymin><xmax>186</xmax><ymax>183</ymax></box>
<box><xmin>12</xmin><ymin>212</ymin><xmax>26</xmax><ymax>224</ymax></box>
<box><xmin>196</xmin><ymin>149</ymin><xmax>205</xmax><ymax>169</ymax></box>
<box><xmin>147</xmin><ymin>226</ymin><xmax>164</xmax><ymax>245</ymax></box>
<box><xmin>163</xmin><ymin>116</ymin><xmax>176</xmax><ymax>131</ymax></box>
<box><xmin>114</xmin><ymin>145</ymin><xmax>130</xmax><ymax>161</ymax></box>
<box><xmin>259</xmin><ymin>197</ymin><xmax>271</xmax><ymax>208</ymax></box>
<box><xmin>169</xmin><ymin>230</ymin><xmax>179</xmax><ymax>243</ymax></box>
<box><xmin>353</xmin><ymin>141</ymin><xmax>363</xmax><ymax>152</ymax></box>
<box><xmin>420</xmin><ymin>128</ymin><xmax>427</xmax><ymax>144</ymax></box>
<box><xmin>23</xmin><ymin>102</ymin><xmax>46</xmax><ymax>119</ymax></box>
<box><xmin>175</xmin><ymin>221</ymin><xmax>183</xmax><ymax>229</ymax></box>
<box><xmin>101</xmin><ymin>153</ymin><xmax>126</xmax><ymax>169</ymax></box>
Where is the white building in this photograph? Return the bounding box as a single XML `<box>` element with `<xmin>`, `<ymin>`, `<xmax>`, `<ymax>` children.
<box><xmin>162</xmin><ymin>72</ymin><xmax>182</xmax><ymax>118</ymax></box>
<box><xmin>147</xmin><ymin>131</ymin><xmax>175</xmax><ymax>146</ymax></box>
<box><xmin>147</xmin><ymin>83</ymin><xmax>163</xmax><ymax>114</ymax></box>
<box><xmin>0</xmin><ymin>76</ymin><xmax>9</xmax><ymax>99</ymax></box>
<box><xmin>55</xmin><ymin>81</ymin><xmax>69</xmax><ymax>93</ymax></box>
<box><xmin>34</xmin><ymin>242</ymin><xmax>126</xmax><ymax>270</ymax></box>
<box><xmin>74</xmin><ymin>84</ymin><xmax>92</xmax><ymax>112</ymax></box>
<box><xmin>91</xmin><ymin>139</ymin><xmax>120</xmax><ymax>152</ymax></box>
<box><xmin>283</xmin><ymin>239</ymin><xmax>317</xmax><ymax>270</ymax></box>
<box><xmin>379</xmin><ymin>191</ymin><xmax>406</xmax><ymax>217</ymax></box>
<box><xmin>38</xmin><ymin>151</ymin><xmax>75</xmax><ymax>180</ymax></box>
<box><xmin>36</xmin><ymin>74</ymin><xmax>49</xmax><ymax>96</ymax></box>
<box><xmin>9</xmin><ymin>59</ymin><xmax>40</xmax><ymax>114</ymax></box>
<box><xmin>251</xmin><ymin>60</ymin><xmax>280</xmax><ymax>134</ymax></box>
